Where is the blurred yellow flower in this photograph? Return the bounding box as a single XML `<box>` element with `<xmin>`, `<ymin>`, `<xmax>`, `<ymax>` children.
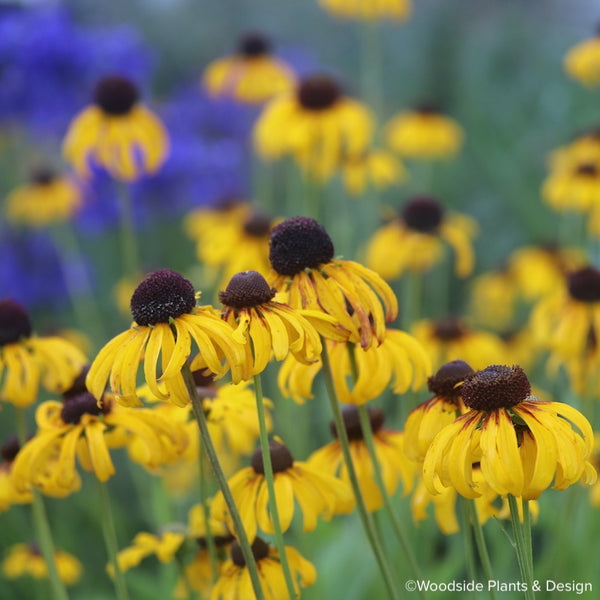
<box><xmin>564</xmin><ymin>34</ymin><xmax>600</xmax><ymax>87</ymax></box>
<box><xmin>341</xmin><ymin>148</ymin><xmax>407</xmax><ymax>195</ymax></box>
<box><xmin>318</xmin><ymin>0</ymin><xmax>411</xmax><ymax>21</ymax></box>
<box><xmin>203</xmin><ymin>32</ymin><xmax>296</xmax><ymax>103</ymax></box>
<box><xmin>63</xmin><ymin>75</ymin><xmax>169</xmax><ymax>181</ymax></box>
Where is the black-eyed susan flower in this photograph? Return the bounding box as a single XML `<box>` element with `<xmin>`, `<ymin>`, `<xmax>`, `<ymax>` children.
<box><xmin>541</xmin><ymin>160</ymin><xmax>600</xmax><ymax>213</ymax></box>
<box><xmin>254</xmin><ymin>75</ymin><xmax>374</xmax><ymax>181</ymax></box>
<box><xmin>5</xmin><ymin>168</ymin><xmax>82</xmax><ymax>228</ymax></box>
<box><xmin>341</xmin><ymin>148</ymin><xmax>407</xmax><ymax>196</ymax></box>
<box><xmin>202</xmin><ymin>32</ymin><xmax>296</xmax><ymax>104</ymax></box>
<box><xmin>365</xmin><ymin>196</ymin><xmax>477</xmax><ymax>280</ymax></box>
<box><xmin>423</xmin><ymin>365</ymin><xmax>597</xmax><ymax>500</ymax></box>
<box><xmin>2</xmin><ymin>543</ymin><xmax>82</xmax><ymax>586</ymax></box>
<box><xmin>404</xmin><ymin>360</ymin><xmax>474</xmax><ymax>463</ymax></box>
<box><xmin>218</xmin><ymin>270</ymin><xmax>336</xmax><ymax>379</ymax></box>
<box><xmin>0</xmin><ymin>435</ymin><xmax>32</xmax><ymax>511</ymax></box>
<box><xmin>508</xmin><ymin>244</ymin><xmax>585</xmax><ymax>303</ymax></box>
<box><xmin>308</xmin><ymin>405</ymin><xmax>415</xmax><ymax>512</ymax></box>
<box><xmin>278</xmin><ymin>329</ymin><xmax>431</xmax><ymax>405</ymax></box>
<box><xmin>318</xmin><ymin>0</ymin><xmax>411</xmax><ymax>21</ymax></box>
<box><xmin>268</xmin><ymin>216</ymin><xmax>397</xmax><ymax>349</ymax></box>
<box><xmin>107</xmin><ymin>531</ymin><xmax>186</xmax><ymax>577</ymax></box>
<box><xmin>469</xmin><ymin>269</ymin><xmax>518</xmax><ymax>331</ymax></box>
<box><xmin>0</xmin><ymin>299</ymin><xmax>87</xmax><ymax>408</ymax></box>
<box><xmin>564</xmin><ymin>30</ymin><xmax>600</xmax><ymax>87</ymax></box>
<box><xmin>210</xmin><ymin>537</ymin><xmax>316</xmax><ymax>600</ymax></box>
<box><xmin>86</xmin><ymin>269</ymin><xmax>246</xmax><ymax>407</ymax></box>
<box><xmin>62</xmin><ymin>75</ymin><xmax>169</xmax><ymax>181</ymax></box>
<box><xmin>385</xmin><ymin>105</ymin><xmax>464</xmax><ymax>160</ymax></box>
<box><xmin>411</xmin><ymin>316</ymin><xmax>506</xmax><ymax>371</ymax></box>
<box><xmin>12</xmin><ymin>369</ymin><xmax>184</xmax><ymax>494</ymax></box>
<box><xmin>211</xmin><ymin>440</ymin><xmax>353</xmax><ymax>541</ymax></box>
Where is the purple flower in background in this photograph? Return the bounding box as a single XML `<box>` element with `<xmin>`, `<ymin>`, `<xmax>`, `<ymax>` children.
<box><xmin>0</xmin><ymin>5</ymin><xmax>154</xmax><ymax>137</ymax></box>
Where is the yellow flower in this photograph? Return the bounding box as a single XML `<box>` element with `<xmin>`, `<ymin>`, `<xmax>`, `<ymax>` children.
<box><xmin>308</xmin><ymin>406</ymin><xmax>415</xmax><ymax>512</ymax></box>
<box><xmin>385</xmin><ymin>106</ymin><xmax>464</xmax><ymax>160</ymax></box>
<box><xmin>278</xmin><ymin>330</ymin><xmax>431</xmax><ymax>405</ymax></box>
<box><xmin>2</xmin><ymin>543</ymin><xmax>82</xmax><ymax>585</ymax></box>
<box><xmin>469</xmin><ymin>269</ymin><xmax>517</xmax><ymax>331</ymax></box>
<box><xmin>268</xmin><ymin>217</ymin><xmax>397</xmax><ymax>349</ymax></box>
<box><xmin>203</xmin><ymin>32</ymin><xmax>296</xmax><ymax>103</ymax></box>
<box><xmin>0</xmin><ymin>299</ymin><xmax>87</xmax><ymax>408</ymax></box>
<box><xmin>411</xmin><ymin>316</ymin><xmax>507</xmax><ymax>371</ymax></box>
<box><xmin>62</xmin><ymin>75</ymin><xmax>169</xmax><ymax>181</ymax></box>
<box><xmin>423</xmin><ymin>365</ymin><xmax>597</xmax><ymax>500</ymax></box>
<box><xmin>318</xmin><ymin>0</ymin><xmax>411</xmax><ymax>21</ymax></box>
<box><xmin>254</xmin><ymin>74</ymin><xmax>374</xmax><ymax>181</ymax></box>
<box><xmin>217</xmin><ymin>270</ymin><xmax>337</xmax><ymax>379</ymax></box>
<box><xmin>5</xmin><ymin>169</ymin><xmax>82</xmax><ymax>228</ymax></box>
<box><xmin>365</xmin><ymin>196</ymin><xmax>477</xmax><ymax>280</ymax></box>
<box><xmin>411</xmin><ymin>468</ymin><xmax>502</xmax><ymax>535</ymax></box>
<box><xmin>210</xmin><ymin>537</ymin><xmax>316</xmax><ymax>600</ymax></box>
<box><xmin>0</xmin><ymin>436</ymin><xmax>33</xmax><ymax>511</ymax></box>
<box><xmin>404</xmin><ymin>360</ymin><xmax>473</xmax><ymax>463</ymax></box>
<box><xmin>541</xmin><ymin>161</ymin><xmax>600</xmax><ymax>212</ymax></box>
<box><xmin>508</xmin><ymin>244</ymin><xmax>585</xmax><ymax>303</ymax></box>
<box><xmin>211</xmin><ymin>441</ymin><xmax>353</xmax><ymax>542</ymax></box>
<box><xmin>107</xmin><ymin>531</ymin><xmax>186</xmax><ymax>577</ymax></box>
<box><xmin>341</xmin><ymin>148</ymin><xmax>407</xmax><ymax>196</ymax></box>
<box><xmin>588</xmin><ymin>435</ymin><xmax>600</xmax><ymax>508</ymax></box>
<box><xmin>12</xmin><ymin>371</ymin><xmax>185</xmax><ymax>494</ymax></box>
<box><xmin>564</xmin><ymin>34</ymin><xmax>600</xmax><ymax>87</ymax></box>
<box><xmin>86</xmin><ymin>269</ymin><xmax>246</xmax><ymax>407</ymax></box>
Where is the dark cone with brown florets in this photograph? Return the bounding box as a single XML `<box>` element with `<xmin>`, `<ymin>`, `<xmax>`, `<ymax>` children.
<box><xmin>0</xmin><ymin>300</ymin><xmax>32</xmax><ymax>347</ymax></box>
<box><xmin>297</xmin><ymin>75</ymin><xmax>342</xmax><ymax>111</ymax></box>
<box><xmin>568</xmin><ymin>266</ymin><xmax>600</xmax><ymax>302</ymax></box>
<box><xmin>330</xmin><ymin>405</ymin><xmax>385</xmax><ymax>441</ymax></box>
<box><xmin>93</xmin><ymin>76</ymin><xmax>140</xmax><ymax>116</ymax></box>
<box><xmin>219</xmin><ymin>271</ymin><xmax>276</xmax><ymax>309</ymax></box>
<box><xmin>427</xmin><ymin>359</ymin><xmax>475</xmax><ymax>399</ymax></box>
<box><xmin>461</xmin><ymin>364</ymin><xmax>531</xmax><ymax>412</ymax></box>
<box><xmin>401</xmin><ymin>196</ymin><xmax>444</xmax><ymax>234</ymax></box>
<box><xmin>251</xmin><ymin>441</ymin><xmax>294</xmax><ymax>474</ymax></box>
<box><xmin>231</xmin><ymin>537</ymin><xmax>270</xmax><ymax>567</ymax></box>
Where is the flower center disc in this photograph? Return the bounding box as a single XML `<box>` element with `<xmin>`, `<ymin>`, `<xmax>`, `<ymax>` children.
<box><xmin>401</xmin><ymin>196</ymin><xmax>444</xmax><ymax>233</ymax></box>
<box><xmin>94</xmin><ymin>76</ymin><xmax>140</xmax><ymax>116</ymax></box>
<box><xmin>427</xmin><ymin>359</ymin><xmax>474</xmax><ymax>397</ymax></box>
<box><xmin>0</xmin><ymin>299</ymin><xmax>32</xmax><ymax>346</ymax></box>
<box><xmin>297</xmin><ymin>75</ymin><xmax>341</xmax><ymax>111</ymax></box>
<box><xmin>461</xmin><ymin>364</ymin><xmax>531</xmax><ymax>411</ymax></box>
<box><xmin>568</xmin><ymin>267</ymin><xmax>600</xmax><ymax>302</ymax></box>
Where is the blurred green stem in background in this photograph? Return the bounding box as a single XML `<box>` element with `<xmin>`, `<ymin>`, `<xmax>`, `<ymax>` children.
<box><xmin>508</xmin><ymin>495</ymin><xmax>535</xmax><ymax>600</ymax></box>
<box><xmin>117</xmin><ymin>182</ymin><xmax>141</xmax><ymax>282</ymax></box>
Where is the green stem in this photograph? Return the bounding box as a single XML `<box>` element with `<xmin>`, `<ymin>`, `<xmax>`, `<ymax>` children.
<box><xmin>117</xmin><ymin>182</ymin><xmax>141</xmax><ymax>281</ymax></box>
<box><xmin>96</xmin><ymin>478</ymin><xmax>130</xmax><ymax>600</ymax></box>
<box><xmin>15</xmin><ymin>409</ymin><xmax>69</xmax><ymax>600</ymax></box>
<box><xmin>356</xmin><ymin>405</ymin><xmax>426</xmax><ymax>600</ymax></box>
<box><xmin>320</xmin><ymin>341</ymin><xmax>401</xmax><ymax>600</ymax></box>
<box><xmin>359</xmin><ymin>20</ymin><xmax>384</xmax><ymax>117</ymax></box>
<box><xmin>198</xmin><ymin>441</ymin><xmax>219</xmax><ymax>582</ymax></box>
<box><xmin>460</xmin><ymin>498</ymin><xmax>477</xmax><ymax>582</ymax></box>
<box><xmin>508</xmin><ymin>495</ymin><xmax>535</xmax><ymax>600</ymax></box>
<box><xmin>465</xmin><ymin>499</ymin><xmax>496</xmax><ymax>600</ymax></box>
<box><xmin>253</xmin><ymin>374</ymin><xmax>298</xmax><ymax>599</ymax></box>
<box><xmin>183</xmin><ymin>364</ymin><xmax>266</xmax><ymax>600</ymax></box>
<box><xmin>402</xmin><ymin>270</ymin><xmax>423</xmax><ymax>331</ymax></box>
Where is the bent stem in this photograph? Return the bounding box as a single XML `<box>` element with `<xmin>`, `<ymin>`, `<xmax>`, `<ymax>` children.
<box><xmin>356</xmin><ymin>404</ymin><xmax>426</xmax><ymax>600</ymax></box>
<box><xmin>183</xmin><ymin>364</ymin><xmax>266</xmax><ymax>600</ymax></box>
<box><xmin>320</xmin><ymin>340</ymin><xmax>401</xmax><ymax>600</ymax></box>
<box><xmin>253</xmin><ymin>374</ymin><xmax>298</xmax><ymax>599</ymax></box>
<box><xmin>508</xmin><ymin>495</ymin><xmax>535</xmax><ymax>600</ymax></box>
<box><xmin>15</xmin><ymin>408</ymin><xmax>69</xmax><ymax>600</ymax></box>
<box><xmin>96</xmin><ymin>478</ymin><xmax>130</xmax><ymax>600</ymax></box>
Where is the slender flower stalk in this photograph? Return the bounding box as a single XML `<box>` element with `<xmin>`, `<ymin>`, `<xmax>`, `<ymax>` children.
<box><xmin>320</xmin><ymin>341</ymin><xmax>400</xmax><ymax>600</ymax></box>
<box><xmin>459</xmin><ymin>498</ymin><xmax>477</xmax><ymax>582</ymax></box>
<box><xmin>15</xmin><ymin>409</ymin><xmax>70</xmax><ymax>600</ymax></box>
<box><xmin>508</xmin><ymin>495</ymin><xmax>535</xmax><ymax>600</ymax></box>
<box><xmin>464</xmin><ymin>499</ymin><xmax>496</xmax><ymax>600</ymax></box>
<box><xmin>117</xmin><ymin>183</ymin><xmax>141</xmax><ymax>281</ymax></box>
<box><xmin>182</xmin><ymin>364</ymin><xmax>266</xmax><ymax>600</ymax></box>
<box><xmin>253</xmin><ymin>373</ymin><xmax>298</xmax><ymax>599</ymax></box>
<box><xmin>356</xmin><ymin>405</ymin><xmax>425</xmax><ymax>598</ymax></box>
<box><xmin>198</xmin><ymin>448</ymin><xmax>219</xmax><ymax>582</ymax></box>
<box><xmin>97</xmin><ymin>478</ymin><xmax>130</xmax><ymax>600</ymax></box>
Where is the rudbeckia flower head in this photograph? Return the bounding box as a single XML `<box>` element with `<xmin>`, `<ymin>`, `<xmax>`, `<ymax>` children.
<box><xmin>211</xmin><ymin>537</ymin><xmax>316</xmax><ymax>600</ymax></box>
<box><xmin>366</xmin><ymin>196</ymin><xmax>477</xmax><ymax>280</ymax></box>
<box><xmin>404</xmin><ymin>359</ymin><xmax>474</xmax><ymax>462</ymax></box>
<box><xmin>423</xmin><ymin>364</ymin><xmax>597</xmax><ymax>500</ymax></box>
<box><xmin>62</xmin><ymin>75</ymin><xmax>169</xmax><ymax>181</ymax></box>
<box><xmin>309</xmin><ymin>405</ymin><xmax>415</xmax><ymax>512</ymax></box>
<box><xmin>203</xmin><ymin>31</ymin><xmax>296</xmax><ymax>104</ymax></box>
<box><xmin>0</xmin><ymin>299</ymin><xmax>87</xmax><ymax>407</ymax></box>
<box><xmin>211</xmin><ymin>440</ymin><xmax>353</xmax><ymax>541</ymax></box>
<box><xmin>385</xmin><ymin>104</ymin><xmax>464</xmax><ymax>160</ymax></box>
<box><xmin>541</xmin><ymin>159</ymin><xmax>600</xmax><ymax>213</ymax></box>
<box><xmin>5</xmin><ymin>168</ymin><xmax>82</xmax><ymax>228</ymax></box>
<box><xmin>254</xmin><ymin>74</ymin><xmax>374</xmax><ymax>181</ymax></box>
<box><xmin>87</xmin><ymin>269</ymin><xmax>246</xmax><ymax>407</ymax></box>
<box><xmin>0</xmin><ymin>435</ymin><xmax>33</xmax><ymax>511</ymax></box>
<box><xmin>268</xmin><ymin>217</ymin><xmax>397</xmax><ymax>349</ymax></box>
<box><xmin>564</xmin><ymin>30</ymin><xmax>600</xmax><ymax>87</ymax></box>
